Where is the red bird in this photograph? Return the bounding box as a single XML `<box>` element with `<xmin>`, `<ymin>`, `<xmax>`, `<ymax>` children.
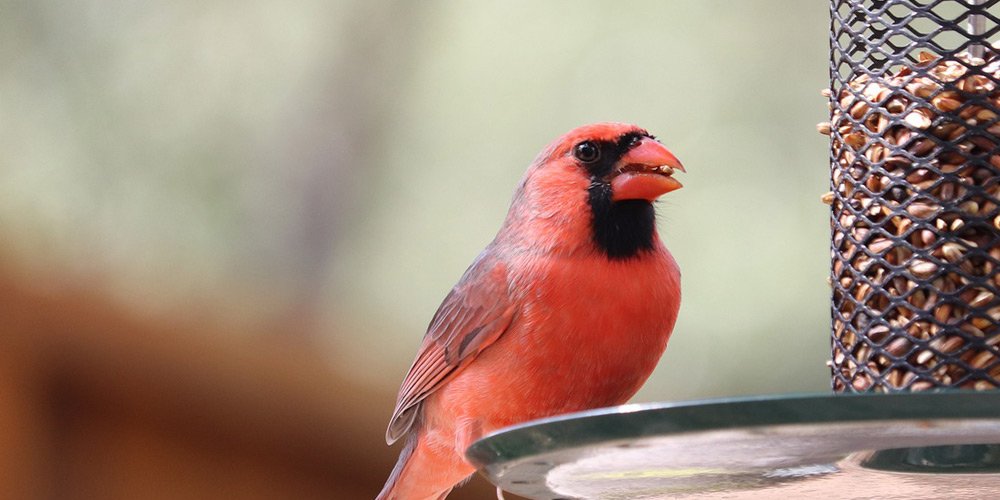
<box><xmin>377</xmin><ymin>123</ymin><xmax>684</xmax><ymax>500</ymax></box>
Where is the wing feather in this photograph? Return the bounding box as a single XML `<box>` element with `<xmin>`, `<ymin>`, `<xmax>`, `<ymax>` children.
<box><xmin>385</xmin><ymin>253</ymin><xmax>516</xmax><ymax>444</ymax></box>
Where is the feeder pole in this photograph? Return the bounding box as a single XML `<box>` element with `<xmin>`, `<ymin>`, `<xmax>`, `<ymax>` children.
<box><xmin>970</xmin><ymin>0</ymin><xmax>986</xmax><ymax>60</ymax></box>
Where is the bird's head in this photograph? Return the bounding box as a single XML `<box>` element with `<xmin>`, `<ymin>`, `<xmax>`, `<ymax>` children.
<box><xmin>505</xmin><ymin>123</ymin><xmax>685</xmax><ymax>259</ymax></box>
<box><xmin>548</xmin><ymin>122</ymin><xmax>685</xmax><ymax>202</ymax></box>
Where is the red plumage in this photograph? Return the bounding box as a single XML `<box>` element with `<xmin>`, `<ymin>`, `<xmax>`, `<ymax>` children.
<box><xmin>378</xmin><ymin>123</ymin><xmax>684</xmax><ymax>499</ymax></box>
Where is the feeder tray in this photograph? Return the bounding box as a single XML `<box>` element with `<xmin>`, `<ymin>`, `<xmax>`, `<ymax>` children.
<box><xmin>468</xmin><ymin>393</ymin><xmax>1000</xmax><ymax>499</ymax></box>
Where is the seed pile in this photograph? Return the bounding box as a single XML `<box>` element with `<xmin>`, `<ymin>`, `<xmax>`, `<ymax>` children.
<box><xmin>821</xmin><ymin>51</ymin><xmax>1000</xmax><ymax>392</ymax></box>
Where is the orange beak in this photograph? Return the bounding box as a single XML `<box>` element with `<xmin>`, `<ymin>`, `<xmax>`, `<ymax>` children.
<box><xmin>610</xmin><ymin>138</ymin><xmax>685</xmax><ymax>202</ymax></box>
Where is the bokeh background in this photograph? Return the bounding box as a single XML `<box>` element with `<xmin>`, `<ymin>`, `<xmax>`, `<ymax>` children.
<box><xmin>1</xmin><ymin>1</ymin><xmax>831</xmax><ymax>498</ymax></box>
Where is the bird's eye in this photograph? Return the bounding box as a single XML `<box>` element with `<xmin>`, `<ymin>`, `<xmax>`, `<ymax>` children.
<box><xmin>573</xmin><ymin>141</ymin><xmax>600</xmax><ymax>163</ymax></box>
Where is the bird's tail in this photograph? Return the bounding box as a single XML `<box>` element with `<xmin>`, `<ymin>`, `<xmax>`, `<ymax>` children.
<box><xmin>376</xmin><ymin>433</ymin><xmax>474</xmax><ymax>500</ymax></box>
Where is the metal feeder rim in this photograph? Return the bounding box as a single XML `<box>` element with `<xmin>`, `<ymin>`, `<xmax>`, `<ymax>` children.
<box><xmin>466</xmin><ymin>391</ymin><xmax>1000</xmax><ymax>467</ymax></box>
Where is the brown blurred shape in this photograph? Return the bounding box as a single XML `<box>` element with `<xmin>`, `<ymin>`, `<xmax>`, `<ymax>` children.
<box><xmin>0</xmin><ymin>262</ymin><xmax>509</xmax><ymax>500</ymax></box>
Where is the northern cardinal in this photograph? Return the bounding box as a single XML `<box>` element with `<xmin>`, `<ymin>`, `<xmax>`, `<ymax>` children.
<box><xmin>377</xmin><ymin>123</ymin><xmax>684</xmax><ymax>500</ymax></box>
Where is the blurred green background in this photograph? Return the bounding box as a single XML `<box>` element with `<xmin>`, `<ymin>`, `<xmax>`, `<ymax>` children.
<box><xmin>1</xmin><ymin>0</ymin><xmax>831</xmax><ymax>410</ymax></box>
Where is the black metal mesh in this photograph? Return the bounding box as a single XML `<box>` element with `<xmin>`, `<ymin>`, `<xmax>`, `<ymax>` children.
<box><xmin>828</xmin><ymin>0</ymin><xmax>1000</xmax><ymax>392</ymax></box>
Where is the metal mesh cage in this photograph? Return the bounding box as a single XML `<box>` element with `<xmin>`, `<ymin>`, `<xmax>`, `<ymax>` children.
<box><xmin>828</xmin><ymin>0</ymin><xmax>1000</xmax><ymax>391</ymax></box>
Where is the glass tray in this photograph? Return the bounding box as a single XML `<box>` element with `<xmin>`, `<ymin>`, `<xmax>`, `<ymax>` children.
<box><xmin>467</xmin><ymin>392</ymin><xmax>1000</xmax><ymax>499</ymax></box>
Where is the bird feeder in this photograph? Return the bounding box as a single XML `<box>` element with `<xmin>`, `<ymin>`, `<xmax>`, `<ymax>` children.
<box><xmin>828</xmin><ymin>0</ymin><xmax>1000</xmax><ymax>391</ymax></box>
<box><xmin>465</xmin><ymin>2</ymin><xmax>1000</xmax><ymax>498</ymax></box>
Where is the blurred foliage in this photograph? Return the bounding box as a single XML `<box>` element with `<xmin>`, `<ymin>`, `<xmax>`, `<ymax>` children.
<box><xmin>1</xmin><ymin>1</ymin><xmax>832</xmax><ymax>400</ymax></box>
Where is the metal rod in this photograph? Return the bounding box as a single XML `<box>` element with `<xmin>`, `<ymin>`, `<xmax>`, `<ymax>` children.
<box><xmin>970</xmin><ymin>0</ymin><xmax>986</xmax><ymax>59</ymax></box>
